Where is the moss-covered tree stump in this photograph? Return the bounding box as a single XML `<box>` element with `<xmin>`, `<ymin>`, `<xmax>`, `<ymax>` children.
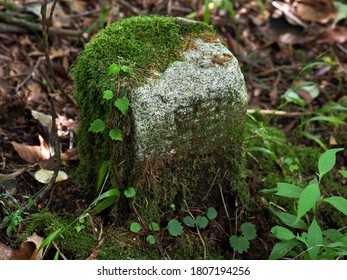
<box><xmin>72</xmin><ymin>16</ymin><xmax>248</xmax><ymax>221</ymax></box>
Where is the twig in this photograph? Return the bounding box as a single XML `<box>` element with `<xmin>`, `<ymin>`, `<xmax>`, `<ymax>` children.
<box><xmin>247</xmin><ymin>109</ymin><xmax>307</xmax><ymax>117</ymax></box>
<box><xmin>117</xmin><ymin>0</ymin><xmax>145</xmax><ymax>15</ymax></box>
<box><xmin>0</xmin><ymin>11</ymin><xmax>83</xmax><ymax>37</ymax></box>
<box><xmin>32</xmin><ymin>0</ymin><xmax>61</xmax><ymax>205</ymax></box>
<box><xmin>183</xmin><ymin>200</ymin><xmax>207</xmax><ymax>260</ymax></box>
<box><xmin>16</xmin><ymin>58</ymin><xmax>42</xmax><ymax>93</ymax></box>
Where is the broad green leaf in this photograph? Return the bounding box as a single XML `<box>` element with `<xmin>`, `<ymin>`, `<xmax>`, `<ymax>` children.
<box><xmin>109</xmin><ymin>128</ymin><xmax>122</xmax><ymax>141</ymax></box>
<box><xmin>275</xmin><ymin>182</ymin><xmax>303</xmax><ymax>198</ymax></box>
<box><xmin>102</xmin><ymin>89</ymin><xmax>113</xmax><ymax>100</ymax></box>
<box><xmin>268</xmin><ymin>239</ymin><xmax>298</xmax><ymax>260</ymax></box>
<box><xmin>167</xmin><ymin>219</ymin><xmax>184</xmax><ymax>236</ymax></box>
<box><xmin>318</xmin><ymin>148</ymin><xmax>344</xmax><ymax>179</ymax></box>
<box><xmin>146</xmin><ymin>235</ymin><xmax>156</xmax><ymax>245</ymax></box>
<box><xmin>88</xmin><ymin>119</ymin><xmax>106</xmax><ymax>133</ymax></box>
<box><xmin>114</xmin><ymin>97</ymin><xmax>130</xmax><ymax>115</ymax></box>
<box><xmin>130</xmin><ymin>222</ymin><xmax>142</xmax><ymax>233</ymax></box>
<box><xmin>38</xmin><ymin>228</ymin><xmax>62</xmax><ymax>252</ymax></box>
<box><xmin>271</xmin><ymin>226</ymin><xmax>296</xmax><ymax>240</ymax></box>
<box><xmin>124</xmin><ymin>187</ymin><xmax>136</xmax><ymax>198</ymax></box>
<box><xmin>272</xmin><ymin>211</ymin><xmax>307</xmax><ymax>229</ymax></box>
<box><xmin>206</xmin><ymin>207</ymin><xmax>218</xmax><ymax>220</ymax></box>
<box><xmin>296</xmin><ymin>182</ymin><xmax>320</xmax><ymax>222</ymax></box>
<box><xmin>241</xmin><ymin>222</ymin><xmax>257</xmax><ymax>240</ymax></box>
<box><xmin>322</xmin><ymin>196</ymin><xmax>347</xmax><ymax>216</ymax></box>
<box><xmin>94</xmin><ymin>189</ymin><xmax>120</xmax><ymax>214</ymax></box>
<box><xmin>96</xmin><ymin>161</ymin><xmax>111</xmax><ymax>193</ymax></box>
<box><xmin>196</xmin><ymin>215</ymin><xmax>209</xmax><ymax>229</ymax></box>
<box><xmin>95</xmin><ymin>188</ymin><xmax>120</xmax><ymax>202</ymax></box>
<box><xmin>183</xmin><ymin>216</ymin><xmax>195</xmax><ymax>228</ymax></box>
<box><xmin>148</xmin><ymin>222</ymin><xmax>160</xmax><ymax>231</ymax></box>
<box><xmin>338</xmin><ymin>170</ymin><xmax>347</xmax><ymax>178</ymax></box>
<box><xmin>307</xmin><ymin>219</ymin><xmax>323</xmax><ymax>259</ymax></box>
<box><xmin>229</xmin><ymin>235</ymin><xmax>249</xmax><ymax>254</ymax></box>
<box><xmin>108</xmin><ymin>63</ymin><xmax>120</xmax><ymax>75</ymax></box>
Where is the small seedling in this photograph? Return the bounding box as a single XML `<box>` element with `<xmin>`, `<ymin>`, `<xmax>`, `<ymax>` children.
<box><xmin>229</xmin><ymin>222</ymin><xmax>257</xmax><ymax>254</ymax></box>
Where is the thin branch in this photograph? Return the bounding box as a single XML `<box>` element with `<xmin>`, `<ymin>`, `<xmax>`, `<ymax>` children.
<box><xmin>0</xmin><ymin>11</ymin><xmax>83</xmax><ymax>37</ymax></box>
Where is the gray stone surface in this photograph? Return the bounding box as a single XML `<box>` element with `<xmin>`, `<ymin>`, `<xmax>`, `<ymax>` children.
<box><xmin>131</xmin><ymin>37</ymin><xmax>247</xmax><ymax>160</ymax></box>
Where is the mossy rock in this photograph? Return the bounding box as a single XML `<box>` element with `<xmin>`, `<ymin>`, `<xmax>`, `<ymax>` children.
<box><xmin>72</xmin><ymin>16</ymin><xmax>248</xmax><ymax>222</ymax></box>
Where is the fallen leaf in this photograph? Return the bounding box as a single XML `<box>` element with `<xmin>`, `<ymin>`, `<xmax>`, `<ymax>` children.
<box><xmin>34</xmin><ymin>169</ymin><xmax>68</xmax><ymax>184</ymax></box>
<box><xmin>0</xmin><ymin>242</ymin><xmax>13</xmax><ymax>260</ymax></box>
<box><xmin>11</xmin><ymin>141</ymin><xmax>42</xmax><ymax>164</ymax></box>
<box><xmin>11</xmin><ymin>233</ymin><xmax>44</xmax><ymax>260</ymax></box>
<box><xmin>317</xmin><ymin>27</ymin><xmax>347</xmax><ymax>44</ymax></box>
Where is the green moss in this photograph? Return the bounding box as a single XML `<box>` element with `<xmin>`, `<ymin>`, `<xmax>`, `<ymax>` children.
<box><xmin>18</xmin><ymin>211</ymin><xmax>98</xmax><ymax>259</ymax></box>
<box><xmin>72</xmin><ymin>16</ymin><xmax>214</xmax><ymax>190</ymax></box>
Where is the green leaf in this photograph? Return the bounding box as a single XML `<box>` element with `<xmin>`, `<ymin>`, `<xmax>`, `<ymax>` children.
<box><xmin>196</xmin><ymin>215</ymin><xmax>209</xmax><ymax>229</ymax></box>
<box><xmin>95</xmin><ymin>188</ymin><xmax>120</xmax><ymax>202</ymax></box>
<box><xmin>124</xmin><ymin>187</ymin><xmax>136</xmax><ymax>198</ymax></box>
<box><xmin>183</xmin><ymin>216</ymin><xmax>195</xmax><ymax>227</ymax></box>
<box><xmin>318</xmin><ymin>148</ymin><xmax>344</xmax><ymax>179</ymax></box>
<box><xmin>206</xmin><ymin>207</ymin><xmax>218</xmax><ymax>220</ymax></box>
<box><xmin>241</xmin><ymin>222</ymin><xmax>257</xmax><ymax>240</ymax></box>
<box><xmin>271</xmin><ymin>226</ymin><xmax>296</xmax><ymax>240</ymax></box>
<box><xmin>229</xmin><ymin>235</ymin><xmax>250</xmax><ymax>254</ymax></box>
<box><xmin>275</xmin><ymin>182</ymin><xmax>303</xmax><ymax>198</ymax></box>
<box><xmin>299</xmin><ymin>131</ymin><xmax>327</xmax><ymax>150</ymax></box>
<box><xmin>338</xmin><ymin>170</ymin><xmax>347</xmax><ymax>178</ymax></box>
<box><xmin>167</xmin><ymin>219</ymin><xmax>184</xmax><ymax>236</ymax></box>
<box><xmin>148</xmin><ymin>222</ymin><xmax>160</xmax><ymax>231</ymax></box>
<box><xmin>88</xmin><ymin>119</ymin><xmax>106</xmax><ymax>133</ymax></box>
<box><xmin>102</xmin><ymin>90</ymin><xmax>113</xmax><ymax>100</ymax></box>
<box><xmin>38</xmin><ymin>228</ymin><xmax>62</xmax><ymax>252</ymax></box>
<box><xmin>93</xmin><ymin>188</ymin><xmax>120</xmax><ymax>214</ymax></box>
<box><xmin>114</xmin><ymin>97</ymin><xmax>130</xmax><ymax>115</ymax></box>
<box><xmin>322</xmin><ymin>196</ymin><xmax>347</xmax><ymax>216</ymax></box>
<box><xmin>120</xmin><ymin>65</ymin><xmax>130</xmax><ymax>72</ymax></box>
<box><xmin>108</xmin><ymin>63</ymin><xmax>120</xmax><ymax>75</ymax></box>
<box><xmin>268</xmin><ymin>239</ymin><xmax>298</xmax><ymax>260</ymax></box>
<box><xmin>307</xmin><ymin>219</ymin><xmax>323</xmax><ymax>259</ymax></box>
<box><xmin>109</xmin><ymin>128</ymin><xmax>122</xmax><ymax>141</ymax></box>
<box><xmin>306</xmin><ymin>116</ymin><xmax>345</xmax><ymax>127</ymax></box>
<box><xmin>146</xmin><ymin>235</ymin><xmax>156</xmax><ymax>245</ymax></box>
<box><xmin>296</xmin><ymin>182</ymin><xmax>320</xmax><ymax>222</ymax></box>
<box><xmin>96</xmin><ymin>161</ymin><xmax>111</xmax><ymax>193</ymax></box>
<box><xmin>272</xmin><ymin>211</ymin><xmax>307</xmax><ymax>229</ymax></box>
<box><xmin>130</xmin><ymin>222</ymin><xmax>142</xmax><ymax>233</ymax></box>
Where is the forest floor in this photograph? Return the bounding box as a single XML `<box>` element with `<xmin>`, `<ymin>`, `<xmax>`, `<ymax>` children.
<box><xmin>0</xmin><ymin>0</ymin><xmax>347</xmax><ymax>260</ymax></box>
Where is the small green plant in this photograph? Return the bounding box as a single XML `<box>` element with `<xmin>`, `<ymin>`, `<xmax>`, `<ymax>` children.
<box><xmin>0</xmin><ymin>194</ymin><xmax>36</xmax><ymax>236</ymax></box>
<box><xmin>88</xmin><ymin>63</ymin><xmax>131</xmax><ymax>141</ymax></box>
<box><xmin>262</xmin><ymin>148</ymin><xmax>347</xmax><ymax>259</ymax></box>
<box><xmin>229</xmin><ymin>222</ymin><xmax>257</xmax><ymax>254</ymax></box>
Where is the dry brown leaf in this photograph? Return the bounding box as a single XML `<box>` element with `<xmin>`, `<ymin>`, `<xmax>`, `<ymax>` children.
<box><xmin>11</xmin><ymin>141</ymin><xmax>42</xmax><ymax>164</ymax></box>
<box><xmin>291</xmin><ymin>0</ymin><xmax>336</xmax><ymax>24</ymax></box>
<box><xmin>11</xmin><ymin>135</ymin><xmax>50</xmax><ymax>164</ymax></box>
<box><xmin>11</xmin><ymin>233</ymin><xmax>44</xmax><ymax>260</ymax></box>
<box><xmin>0</xmin><ymin>242</ymin><xmax>13</xmax><ymax>260</ymax></box>
<box><xmin>317</xmin><ymin>27</ymin><xmax>347</xmax><ymax>44</ymax></box>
